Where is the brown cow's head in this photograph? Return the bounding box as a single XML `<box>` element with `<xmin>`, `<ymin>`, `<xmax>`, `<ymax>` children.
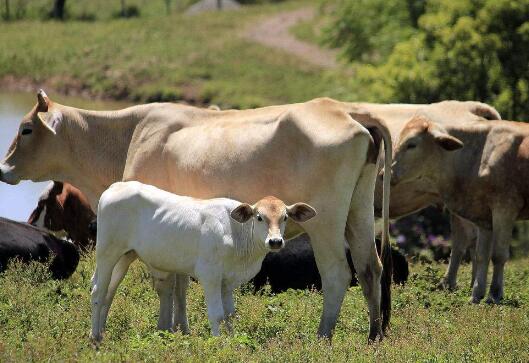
<box><xmin>0</xmin><ymin>90</ymin><xmax>67</xmax><ymax>185</ymax></box>
<box><xmin>391</xmin><ymin>116</ymin><xmax>463</xmax><ymax>186</ymax></box>
<box><xmin>230</xmin><ymin>196</ymin><xmax>316</xmax><ymax>251</ymax></box>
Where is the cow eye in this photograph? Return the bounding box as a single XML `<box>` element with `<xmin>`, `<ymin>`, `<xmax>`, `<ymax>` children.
<box><xmin>21</xmin><ymin>129</ymin><xmax>32</xmax><ymax>135</ymax></box>
<box><xmin>406</xmin><ymin>143</ymin><xmax>416</xmax><ymax>150</ymax></box>
<box><xmin>257</xmin><ymin>215</ymin><xmax>263</xmax><ymax>222</ymax></box>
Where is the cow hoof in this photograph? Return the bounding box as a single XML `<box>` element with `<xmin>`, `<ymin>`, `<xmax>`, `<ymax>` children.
<box><xmin>438</xmin><ymin>279</ymin><xmax>456</xmax><ymax>291</ymax></box>
<box><xmin>368</xmin><ymin>328</ymin><xmax>383</xmax><ymax>344</ymax></box>
<box><xmin>485</xmin><ymin>295</ymin><xmax>502</xmax><ymax>305</ymax></box>
<box><xmin>469</xmin><ymin>296</ymin><xmax>483</xmax><ymax>304</ymax></box>
<box><xmin>89</xmin><ymin>333</ymin><xmax>102</xmax><ymax>348</ymax></box>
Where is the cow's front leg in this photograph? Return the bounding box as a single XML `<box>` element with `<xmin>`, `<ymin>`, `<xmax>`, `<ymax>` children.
<box><xmin>221</xmin><ymin>283</ymin><xmax>235</xmax><ymax>334</ymax></box>
<box><xmin>471</xmin><ymin>228</ymin><xmax>493</xmax><ymax>303</ymax></box>
<box><xmin>201</xmin><ymin>277</ymin><xmax>224</xmax><ymax>336</ymax></box>
<box><xmin>442</xmin><ymin>215</ymin><xmax>476</xmax><ymax>290</ymax></box>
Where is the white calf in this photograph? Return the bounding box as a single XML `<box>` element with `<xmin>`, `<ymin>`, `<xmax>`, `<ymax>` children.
<box><xmin>90</xmin><ymin>181</ymin><xmax>316</xmax><ymax>342</ymax></box>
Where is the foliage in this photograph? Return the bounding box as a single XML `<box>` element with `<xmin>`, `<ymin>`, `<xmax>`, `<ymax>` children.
<box><xmin>325</xmin><ymin>0</ymin><xmax>529</xmax><ymax>120</ymax></box>
<box><xmin>0</xmin><ymin>0</ymin><xmax>337</xmax><ymax>109</ymax></box>
<box><xmin>0</xmin><ymin>254</ymin><xmax>528</xmax><ymax>361</ymax></box>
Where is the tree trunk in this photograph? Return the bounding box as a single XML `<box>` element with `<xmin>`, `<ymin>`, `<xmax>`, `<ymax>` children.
<box><xmin>121</xmin><ymin>0</ymin><xmax>126</xmax><ymax>17</ymax></box>
<box><xmin>4</xmin><ymin>0</ymin><xmax>10</xmax><ymax>20</ymax></box>
<box><xmin>165</xmin><ymin>0</ymin><xmax>171</xmax><ymax>15</ymax></box>
<box><xmin>217</xmin><ymin>0</ymin><xmax>222</xmax><ymax>10</ymax></box>
<box><xmin>52</xmin><ymin>0</ymin><xmax>66</xmax><ymax>20</ymax></box>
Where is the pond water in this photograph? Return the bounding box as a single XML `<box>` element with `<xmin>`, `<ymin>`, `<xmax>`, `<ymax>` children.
<box><xmin>0</xmin><ymin>90</ymin><xmax>128</xmax><ymax>221</ymax></box>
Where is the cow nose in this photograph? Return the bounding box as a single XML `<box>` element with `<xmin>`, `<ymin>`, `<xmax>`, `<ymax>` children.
<box><xmin>268</xmin><ymin>238</ymin><xmax>284</xmax><ymax>250</ymax></box>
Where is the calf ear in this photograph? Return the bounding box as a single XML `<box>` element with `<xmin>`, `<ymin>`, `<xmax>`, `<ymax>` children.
<box><xmin>230</xmin><ymin>203</ymin><xmax>254</xmax><ymax>223</ymax></box>
<box><xmin>37</xmin><ymin>111</ymin><xmax>62</xmax><ymax>135</ymax></box>
<box><xmin>287</xmin><ymin>203</ymin><xmax>316</xmax><ymax>223</ymax></box>
<box><xmin>433</xmin><ymin>133</ymin><xmax>463</xmax><ymax>151</ymax></box>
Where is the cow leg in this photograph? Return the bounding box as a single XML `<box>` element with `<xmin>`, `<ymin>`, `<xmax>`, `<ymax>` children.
<box><xmin>90</xmin><ymin>254</ymin><xmax>122</xmax><ymax>343</ymax></box>
<box><xmin>442</xmin><ymin>215</ymin><xmax>476</xmax><ymax>290</ymax></box>
<box><xmin>487</xmin><ymin>212</ymin><xmax>515</xmax><ymax>304</ymax></box>
<box><xmin>221</xmin><ymin>283</ymin><xmax>235</xmax><ymax>333</ymax></box>
<box><xmin>345</xmin><ymin>163</ymin><xmax>383</xmax><ymax>342</ymax></box>
<box><xmin>306</xmin><ymin>223</ymin><xmax>351</xmax><ymax>339</ymax></box>
<box><xmin>152</xmin><ymin>272</ymin><xmax>176</xmax><ymax>331</ymax></box>
<box><xmin>172</xmin><ymin>274</ymin><xmax>190</xmax><ymax>334</ymax></box>
<box><xmin>100</xmin><ymin>252</ymin><xmax>137</xmax><ymax>329</ymax></box>
<box><xmin>200</xmin><ymin>277</ymin><xmax>224</xmax><ymax>336</ymax></box>
<box><xmin>471</xmin><ymin>228</ymin><xmax>493</xmax><ymax>303</ymax></box>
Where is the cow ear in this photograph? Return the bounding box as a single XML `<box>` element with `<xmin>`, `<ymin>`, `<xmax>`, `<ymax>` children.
<box><xmin>230</xmin><ymin>203</ymin><xmax>254</xmax><ymax>223</ymax></box>
<box><xmin>470</xmin><ymin>103</ymin><xmax>501</xmax><ymax>120</ymax></box>
<box><xmin>37</xmin><ymin>89</ymin><xmax>50</xmax><ymax>112</ymax></box>
<box><xmin>37</xmin><ymin>111</ymin><xmax>62</xmax><ymax>135</ymax></box>
<box><xmin>432</xmin><ymin>131</ymin><xmax>463</xmax><ymax>151</ymax></box>
<box><xmin>287</xmin><ymin>203</ymin><xmax>316</xmax><ymax>223</ymax></box>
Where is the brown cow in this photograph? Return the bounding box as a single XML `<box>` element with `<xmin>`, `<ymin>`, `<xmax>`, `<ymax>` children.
<box><xmin>28</xmin><ymin>181</ymin><xmax>96</xmax><ymax>251</ymax></box>
<box><xmin>392</xmin><ymin>116</ymin><xmax>529</xmax><ymax>303</ymax></box>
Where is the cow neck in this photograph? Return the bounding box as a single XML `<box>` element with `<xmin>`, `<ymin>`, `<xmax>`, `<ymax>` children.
<box><xmin>232</xmin><ymin>219</ymin><xmax>269</xmax><ymax>259</ymax></box>
<box><xmin>55</xmin><ymin>104</ymin><xmax>154</xmax><ymax>207</ymax></box>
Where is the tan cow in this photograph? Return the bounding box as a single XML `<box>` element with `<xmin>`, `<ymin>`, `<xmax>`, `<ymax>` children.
<box><xmin>349</xmin><ymin>100</ymin><xmax>500</xmax><ymax>290</ymax></box>
<box><xmin>392</xmin><ymin>116</ymin><xmax>529</xmax><ymax>303</ymax></box>
<box><xmin>0</xmin><ymin>91</ymin><xmax>392</xmax><ymax>341</ymax></box>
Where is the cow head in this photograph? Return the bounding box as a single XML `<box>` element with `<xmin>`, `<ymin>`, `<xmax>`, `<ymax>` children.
<box><xmin>392</xmin><ymin>116</ymin><xmax>463</xmax><ymax>186</ymax></box>
<box><xmin>28</xmin><ymin>181</ymin><xmax>67</xmax><ymax>234</ymax></box>
<box><xmin>230</xmin><ymin>196</ymin><xmax>316</xmax><ymax>251</ymax></box>
<box><xmin>0</xmin><ymin>90</ymin><xmax>66</xmax><ymax>185</ymax></box>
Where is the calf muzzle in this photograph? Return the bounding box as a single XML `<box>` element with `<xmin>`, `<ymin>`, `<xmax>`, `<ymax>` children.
<box><xmin>268</xmin><ymin>238</ymin><xmax>284</xmax><ymax>250</ymax></box>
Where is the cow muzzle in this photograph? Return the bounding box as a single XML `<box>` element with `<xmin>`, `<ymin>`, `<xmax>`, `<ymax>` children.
<box><xmin>0</xmin><ymin>163</ymin><xmax>20</xmax><ymax>185</ymax></box>
<box><xmin>267</xmin><ymin>238</ymin><xmax>284</xmax><ymax>251</ymax></box>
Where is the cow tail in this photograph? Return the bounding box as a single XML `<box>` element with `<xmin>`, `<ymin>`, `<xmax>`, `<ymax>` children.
<box><xmin>348</xmin><ymin>108</ymin><xmax>393</xmax><ymax>333</ymax></box>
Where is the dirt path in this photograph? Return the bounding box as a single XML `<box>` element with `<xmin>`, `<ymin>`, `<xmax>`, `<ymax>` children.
<box><xmin>245</xmin><ymin>7</ymin><xmax>338</xmax><ymax>69</ymax></box>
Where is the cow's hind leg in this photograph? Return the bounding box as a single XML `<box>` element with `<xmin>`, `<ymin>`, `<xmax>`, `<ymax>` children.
<box><xmin>487</xmin><ymin>210</ymin><xmax>515</xmax><ymax>304</ymax></box>
<box><xmin>99</xmin><ymin>252</ymin><xmax>137</xmax><ymax>329</ymax></box>
<box><xmin>345</xmin><ymin>163</ymin><xmax>383</xmax><ymax>342</ymax></box>
<box><xmin>91</xmin><ymin>252</ymin><xmax>122</xmax><ymax>343</ymax></box>
<box><xmin>172</xmin><ymin>274</ymin><xmax>190</xmax><ymax>334</ymax></box>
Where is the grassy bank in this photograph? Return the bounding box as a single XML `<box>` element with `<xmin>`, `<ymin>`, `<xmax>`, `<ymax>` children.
<box><xmin>1</xmin><ymin>253</ymin><xmax>528</xmax><ymax>361</ymax></box>
<box><xmin>0</xmin><ymin>0</ymin><xmax>343</xmax><ymax>108</ymax></box>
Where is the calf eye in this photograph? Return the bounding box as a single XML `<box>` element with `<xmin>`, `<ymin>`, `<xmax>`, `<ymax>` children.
<box><xmin>283</xmin><ymin>215</ymin><xmax>288</xmax><ymax>221</ymax></box>
<box><xmin>21</xmin><ymin>129</ymin><xmax>32</xmax><ymax>135</ymax></box>
<box><xmin>257</xmin><ymin>215</ymin><xmax>263</xmax><ymax>222</ymax></box>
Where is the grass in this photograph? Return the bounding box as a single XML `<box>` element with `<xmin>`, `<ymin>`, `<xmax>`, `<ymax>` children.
<box><xmin>0</xmin><ymin>0</ymin><xmax>343</xmax><ymax>109</ymax></box>
<box><xmin>1</xmin><ymin>253</ymin><xmax>528</xmax><ymax>362</ymax></box>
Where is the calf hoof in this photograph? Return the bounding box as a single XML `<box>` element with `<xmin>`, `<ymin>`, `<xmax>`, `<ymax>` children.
<box><xmin>469</xmin><ymin>295</ymin><xmax>483</xmax><ymax>304</ymax></box>
<box><xmin>89</xmin><ymin>332</ymin><xmax>103</xmax><ymax>348</ymax></box>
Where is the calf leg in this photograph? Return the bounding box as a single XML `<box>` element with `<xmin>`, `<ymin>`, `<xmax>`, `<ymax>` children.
<box><xmin>487</xmin><ymin>212</ymin><xmax>515</xmax><ymax>304</ymax></box>
<box><xmin>200</xmin><ymin>277</ymin><xmax>224</xmax><ymax>336</ymax></box>
<box><xmin>221</xmin><ymin>284</ymin><xmax>235</xmax><ymax>333</ymax></box>
<box><xmin>172</xmin><ymin>274</ymin><xmax>190</xmax><ymax>334</ymax></box>
<box><xmin>100</xmin><ymin>252</ymin><xmax>136</xmax><ymax>329</ymax></box>
<box><xmin>442</xmin><ymin>215</ymin><xmax>476</xmax><ymax>290</ymax></box>
<box><xmin>471</xmin><ymin>228</ymin><xmax>493</xmax><ymax>303</ymax></box>
<box><xmin>91</xmin><ymin>254</ymin><xmax>122</xmax><ymax>343</ymax></box>
<box><xmin>152</xmin><ymin>273</ymin><xmax>176</xmax><ymax>331</ymax></box>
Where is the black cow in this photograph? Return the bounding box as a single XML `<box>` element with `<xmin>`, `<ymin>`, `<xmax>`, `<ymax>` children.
<box><xmin>0</xmin><ymin>217</ymin><xmax>79</xmax><ymax>279</ymax></box>
<box><xmin>251</xmin><ymin>235</ymin><xmax>408</xmax><ymax>293</ymax></box>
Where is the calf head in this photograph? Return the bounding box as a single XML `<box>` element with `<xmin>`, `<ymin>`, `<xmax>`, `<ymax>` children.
<box><xmin>0</xmin><ymin>90</ymin><xmax>66</xmax><ymax>185</ymax></box>
<box><xmin>230</xmin><ymin>196</ymin><xmax>316</xmax><ymax>251</ymax></box>
<box><xmin>28</xmin><ymin>181</ymin><xmax>68</xmax><ymax>236</ymax></box>
<box><xmin>392</xmin><ymin>116</ymin><xmax>463</xmax><ymax>185</ymax></box>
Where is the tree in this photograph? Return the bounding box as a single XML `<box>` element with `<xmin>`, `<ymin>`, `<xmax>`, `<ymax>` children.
<box><xmin>51</xmin><ymin>0</ymin><xmax>66</xmax><ymax>20</ymax></box>
<box><xmin>3</xmin><ymin>0</ymin><xmax>10</xmax><ymax>20</ymax></box>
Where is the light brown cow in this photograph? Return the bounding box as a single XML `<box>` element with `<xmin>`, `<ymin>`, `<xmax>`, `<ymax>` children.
<box><xmin>0</xmin><ymin>91</ymin><xmax>393</xmax><ymax>341</ymax></box>
<box><xmin>349</xmin><ymin>100</ymin><xmax>500</xmax><ymax>290</ymax></box>
<box><xmin>392</xmin><ymin>116</ymin><xmax>529</xmax><ymax>303</ymax></box>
